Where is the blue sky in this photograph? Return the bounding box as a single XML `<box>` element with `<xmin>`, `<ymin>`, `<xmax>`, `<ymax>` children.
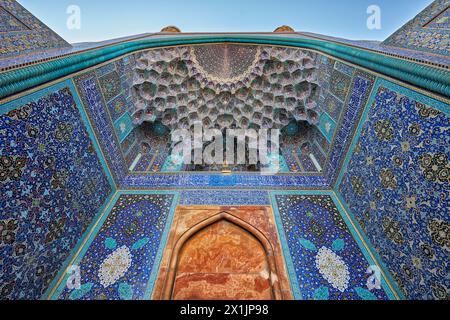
<box><xmin>18</xmin><ymin>0</ymin><xmax>433</xmax><ymax>44</ymax></box>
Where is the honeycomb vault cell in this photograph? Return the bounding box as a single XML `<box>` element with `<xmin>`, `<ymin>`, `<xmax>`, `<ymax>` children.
<box><xmin>132</xmin><ymin>45</ymin><xmax>321</xmax><ymax>132</ymax></box>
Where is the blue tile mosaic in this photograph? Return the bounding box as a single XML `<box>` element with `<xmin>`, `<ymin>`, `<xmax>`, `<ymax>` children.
<box><xmin>0</xmin><ymin>6</ymin><xmax>27</xmax><ymax>32</ymax></box>
<box><xmin>114</xmin><ymin>113</ymin><xmax>135</xmax><ymax>143</ymax></box>
<box><xmin>0</xmin><ymin>0</ymin><xmax>70</xmax><ymax>58</ymax></box>
<box><xmin>425</xmin><ymin>5</ymin><xmax>450</xmax><ymax>29</ymax></box>
<box><xmin>54</xmin><ymin>193</ymin><xmax>176</xmax><ymax>300</ymax></box>
<box><xmin>0</xmin><ymin>83</ymin><xmax>112</xmax><ymax>299</ymax></box>
<box><xmin>121</xmin><ymin>173</ymin><xmax>329</xmax><ymax>189</ymax></box>
<box><xmin>73</xmin><ymin>73</ymin><xmax>129</xmax><ymax>183</ymax></box>
<box><xmin>107</xmin><ymin>95</ymin><xmax>128</xmax><ymax>123</ymax></box>
<box><xmin>302</xmin><ymin>31</ymin><xmax>450</xmax><ymax>67</ymax></box>
<box><xmin>299</xmin><ymin>154</ymin><xmax>317</xmax><ymax>172</ymax></box>
<box><xmin>323</xmin><ymin>94</ymin><xmax>344</xmax><ymax>123</ymax></box>
<box><xmin>311</xmin><ymin>58</ymin><xmax>370</xmax><ymax>184</ymax></box>
<box><xmin>272</xmin><ymin>193</ymin><xmax>393</xmax><ymax>300</ymax></box>
<box><xmin>338</xmin><ymin>79</ymin><xmax>449</xmax><ymax>300</ymax></box>
<box><xmin>326</xmin><ymin>71</ymin><xmax>376</xmax><ymax>186</ymax></box>
<box><xmin>179</xmin><ymin>190</ymin><xmax>270</xmax><ymax>205</ymax></box>
<box><xmin>383</xmin><ymin>0</ymin><xmax>450</xmax><ymax>56</ymax></box>
<box><xmin>70</xmin><ymin>47</ymin><xmax>374</xmax><ymax>188</ymax></box>
<box><xmin>75</xmin><ymin>57</ymin><xmax>140</xmax><ymax>172</ymax></box>
<box><xmin>334</xmin><ymin>61</ymin><xmax>355</xmax><ymax>77</ymax></box>
<box><xmin>0</xmin><ymin>1</ymin><xmax>448</xmax><ymax>302</ymax></box>
<box><xmin>317</xmin><ymin>112</ymin><xmax>336</xmax><ymax>143</ymax></box>
<box><xmin>70</xmin><ymin>47</ymin><xmax>376</xmax><ymax>189</ymax></box>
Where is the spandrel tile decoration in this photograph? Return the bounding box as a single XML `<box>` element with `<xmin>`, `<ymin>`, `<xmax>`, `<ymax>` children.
<box><xmin>0</xmin><ymin>0</ymin><xmax>448</xmax><ymax>303</ymax></box>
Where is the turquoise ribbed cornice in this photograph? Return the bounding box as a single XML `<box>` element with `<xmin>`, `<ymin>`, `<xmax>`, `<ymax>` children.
<box><xmin>1</xmin><ymin>35</ymin><xmax>449</xmax><ymax>100</ymax></box>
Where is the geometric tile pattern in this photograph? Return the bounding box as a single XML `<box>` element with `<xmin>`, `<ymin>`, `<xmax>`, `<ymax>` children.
<box><xmin>73</xmin><ymin>73</ymin><xmax>129</xmax><ymax>183</ymax></box>
<box><xmin>56</xmin><ymin>193</ymin><xmax>175</xmax><ymax>300</ymax></box>
<box><xmin>132</xmin><ymin>45</ymin><xmax>321</xmax><ymax>131</ymax></box>
<box><xmin>383</xmin><ymin>0</ymin><xmax>450</xmax><ymax>56</ymax></box>
<box><xmin>425</xmin><ymin>5</ymin><xmax>450</xmax><ymax>29</ymax></box>
<box><xmin>312</xmin><ymin>56</ymin><xmax>360</xmax><ymax>176</ymax></box>
<box><xmin>0</xmin><ymin>6</ymin><xmax>28</xmax><ymax>32</ymax></box>
<box><xmin>272</xmin><ymin>193</ymin><xmax>392</xmax><ymax>300</ymax></box>
<box><xmin>326</xmin><ymin>70</ymin><xmax>376</xmax><ymax>185</ymax></box>
<box><xmin>0</xmin><ymin>1</ymin><xmax>447</xmax><ymax>302</ymax></box>
<box><xmin>0</xmin><ymin>0</ymin><xmax>69</xmax><ymax>58</ymax></box>
<box><xmin>72</xmin><ymin>49</ymin><xmax>376</xmax><ymax>189</ymax></box>
<box><xmin>0</xmin><ymin>84</ymin><xmax>112</xmax><ymax>299</ymax></box>
<box><xmin>74</xmin><ymin>56</ymin><xmax>140</xmax><ymax>175</ymax></box>
<box><xmin>179</xmin><ymin>190</ymin><xmax>270</xmax><ymax>205</ymax></box>
<box><xmin>338</xmin><ymin>79</ymin><xmax>449</xmax><ymax>300</ymax></box>
<box><xmin>98</xmin><ymin>57</ymin><xmax>139</xmax><ymax>166</ymax></box>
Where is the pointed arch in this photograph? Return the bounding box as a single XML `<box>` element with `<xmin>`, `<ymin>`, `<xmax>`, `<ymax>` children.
<box><xmin>161</xmin><ymin>211</ymin><xmax>283</xmax><ymax>300</ymax></box>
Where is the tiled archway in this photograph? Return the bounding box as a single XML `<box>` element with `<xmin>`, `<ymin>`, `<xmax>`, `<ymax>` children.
<box><xmin>171</xmin><ymin>218</ymin><xmax>273</xmax><ymax>300</ymax></box>
<box><xmin>153</xmin><ymin>206</ymin><xmax>293</xmax><ymax>300</ymax></box>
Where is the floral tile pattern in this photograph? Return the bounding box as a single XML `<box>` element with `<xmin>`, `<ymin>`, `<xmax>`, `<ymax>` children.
<box><xmin>425</xmin><ymin>5</ymin><xmax>450</xmax><ymax>29</ymax></box>
<box><xmin>338</xmin><ymin>79</ymin><xmax>449</xmax><ymax>299</ymax></box>
<box><xmin>56</xmin><ymin>193</ymin><xmax>175</xmax><ymax>300</ymax></box>
<box><xmin>98</xmin><ymin>71</ymin><xmax>122</xmax><ymax>103</ymax></box>
<box><xmin>179</xmin><ymin>190</ymin><xmax>270</xmax><ymax>205</ymax></box>
<box><xmin>273</xmin><ymin>194</ymin><xmax>392</xmax><ymax>300</ymax></box>
<box><xmin>0</xmin><ymin>0</ymin><xmax>69</xmax><ymax>58</ymax></box>
<box><xmin>326</xmin><ymin>70</ymin><xmax>376</xmax><ymax>185</ymax></box>
<box><xmin>0</xmin><ymin>84</ymin><xmax>112</xmax><ymax>299</ymax></box>
<box><xmin>74</xmin><ymin>72</ymin><xmax>129</xmax><ymax>182</ymax></box>
<box><xmin>383</xmin><ymin>0</ymin><xmax>450</xmax><ymax>56</ymax></box>
<box><xmin>0</xmin><ymin>6</ymin><xmax>27</xmax><ymax>32</ymax></box>
<box><xmin>75</xmin><ymin>58</ymin><xmax>140</xmax><ymax>174</ymax></box>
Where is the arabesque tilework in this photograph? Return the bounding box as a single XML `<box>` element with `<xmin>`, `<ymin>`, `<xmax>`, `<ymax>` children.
<box><xmin>77</xmin><ymin>48</ymin><xmax>372</xmax><ymax>188</ymax></box>
<box><xmin>55</xmin><ymin>193</ymin><xmax>176</xmax><ymax>300</ymax></box>
<box><xmin>74</xmin><ymin>73</ymin><xmax>128</xmax><ymax>183</ymax></box>
<box><xmin>272</xmin><ymin>193</ymin><xmax>394</xmax><ymax>300</ymax></box>
<box><xmin>179</xmin><ymin>190</ymin><xmax>270</xmax><ymax>205</ymax></box>
<box><xmin>312</xmin><ymin>57</ymin><xmax>375</xmax><ymax>185</ymax></box>
<box><xmin>0</xmin><ymin>0</ymin><xmax>69</xmax><ymax>58</ymax></box>
<box><xmin>383</xmin><ymin>0</ymin><xmax>450</xmax><ymax>56</ymax></box>
<box><xmin>326</xmin><ymin>70</ymin><xmax>376</xmax><ymax>186</ymax></box>
<box><xmin>1</xmin><ymin>1</ymin><xmax>449</xmax><ymax>301</ymax></box>
<box><xmin>0</xmin><ymin>83</ymin><xmax>112</xmax><ymax>299</ymax></box>
<box><xmin>73</xmin><ymin>57</ymin><xmax>142</xmax><ymax>176</ymax></box>
<box><xmin>338</xmin><ymin>79</ymin><xmax>449</xmax><ymax>300</ymax></box>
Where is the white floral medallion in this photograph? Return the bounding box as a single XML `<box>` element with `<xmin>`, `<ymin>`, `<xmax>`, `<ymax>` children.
<box><xmin>98</xmin><ymin>245</ymin><xmax>132</xmax><ymax>288</ymax></box>
<box><xmin>315</xmin><ymin>247</ymin><xmax>350</xmax><ymax>292</ymax></box>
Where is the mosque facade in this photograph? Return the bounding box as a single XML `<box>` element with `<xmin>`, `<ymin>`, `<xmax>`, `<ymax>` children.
<box><xmin>0</xmin><ymin>0</ymin><xmax>448</xmax><ymax>301</ymax></box>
